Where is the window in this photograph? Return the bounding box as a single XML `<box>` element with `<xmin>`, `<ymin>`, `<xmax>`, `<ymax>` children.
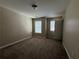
<box><xmin>50</xmin><ymin>20</ymin><xmax>55</xmax><ymax>31</ymax></box>
<box><xmin>35</xmin><ymin>20</ymin><xmax>42</xmax><ymax>33</ymax></box>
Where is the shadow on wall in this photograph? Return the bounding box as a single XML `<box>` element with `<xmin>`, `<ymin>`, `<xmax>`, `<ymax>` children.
<box><xmin>0</xmin><ymin>7</ymin><xmax>32</xmax><ymax>47</ymax></box>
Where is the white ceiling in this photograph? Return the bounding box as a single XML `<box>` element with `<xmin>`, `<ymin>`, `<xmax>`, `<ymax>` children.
<box><xmin>0</xmin><ymin>0</ymin><xmax>69</xmax><ymax>18</ymax></box>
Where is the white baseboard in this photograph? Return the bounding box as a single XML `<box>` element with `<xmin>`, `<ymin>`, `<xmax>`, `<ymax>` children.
<box><xmin>0</xmin><ymin>36</ymin><xmax>32</xmax><ymax>49</ymax></box>
<box><xmin>63</xmin><ymin>43</ymin><xmax>71</xmax><ymax>59</ymax></box>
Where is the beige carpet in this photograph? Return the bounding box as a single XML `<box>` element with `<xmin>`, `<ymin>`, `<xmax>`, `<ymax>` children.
<box><xmin>1</xmin><ymin>37</ymin><xmax>69</xmax><ymax>59</ymax></box>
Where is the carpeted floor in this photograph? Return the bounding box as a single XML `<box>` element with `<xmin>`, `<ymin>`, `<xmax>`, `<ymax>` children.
<box><xmin>1</xmin><ymin>37</ymin><xmax>69</xmax><ymax>59</ymax></box>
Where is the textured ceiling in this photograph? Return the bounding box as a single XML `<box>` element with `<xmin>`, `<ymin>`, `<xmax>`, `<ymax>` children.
<box><xmin>0</xmin><ymin>0</ymin><xmax>69</xmax><ymax>17</ymax></box>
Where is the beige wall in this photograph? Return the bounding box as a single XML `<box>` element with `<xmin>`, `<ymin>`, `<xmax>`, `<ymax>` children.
<box><xmin>0</xmin><ymin>7</ymin><xmax>32</xmax><ymax>47</ymax></box>
<box><xmin>63</xmin><ymin>0</ymin><xmax>79</xmax><ymax>59</ymax></box>
<box><xmin>0</xmin><ymin>8</ymin><xmax>2</xmax><ymax>45</ymax></box>
<box><xmin>0</xmin><ymin>9</ymin><xmax>1</xmax><ymax>39</ymax></box>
